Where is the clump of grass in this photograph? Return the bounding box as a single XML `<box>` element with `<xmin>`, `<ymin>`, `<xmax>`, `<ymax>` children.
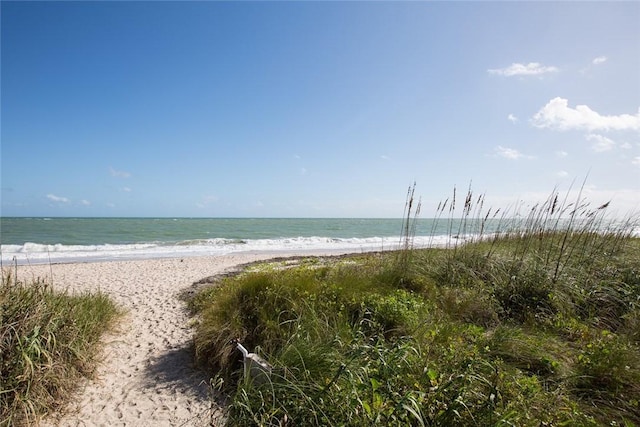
<box><xmin>0</xmin><ymin>268</ymin><xmax>120</xmax><ymax>426</ymax></box>
<box><xmin>190</xmin><ymin>185</ymin><xmax>640</xmax><ymax>426</ymax></box>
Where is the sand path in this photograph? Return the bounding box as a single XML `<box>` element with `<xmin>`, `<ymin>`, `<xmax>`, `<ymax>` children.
<box><xmin>15</xmin><ymin>254</ymin><xmax>283</xmax><ymax>427</ymax></box>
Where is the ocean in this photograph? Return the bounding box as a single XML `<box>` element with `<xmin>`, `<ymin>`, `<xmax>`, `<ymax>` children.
<box><xmin>1</xmin><ymin>217</ymin><xmax>470</xmax><ymax>265</ymax></box>
<box><xmin>3</xmin><ymin>216</ymin><xmax>636</xmax><ymax>265</ymax></box>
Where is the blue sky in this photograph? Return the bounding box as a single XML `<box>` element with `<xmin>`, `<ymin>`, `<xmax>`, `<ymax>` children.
<box><xmin>2</xmin><ymin>1</ymin><xmax>639</xmax><ymax>218</ymax></box>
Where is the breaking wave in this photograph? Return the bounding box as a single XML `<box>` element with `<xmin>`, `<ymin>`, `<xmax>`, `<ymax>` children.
<box><xmin>0</xmin><ymin>235</ymin><xmax>454</xmax><ymax>265</ymax></box>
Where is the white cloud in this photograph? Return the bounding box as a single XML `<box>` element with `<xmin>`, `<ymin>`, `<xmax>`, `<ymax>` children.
<box><xmin>196</xmin><ymin>195</ymin><xmax>219</xmax><ymax>208</ymax></box>
<box><xmin>531</xmin><ymin>97</ymin><xmax>640</xmax><ymax>132</ymax></box>
<box><xmin>380</xmin><ymin>155</ymin><xmax>390</xmax><ymax>160</ymax></box>
<box><xmin>592</xmin><ymin>56</ymin><xmax>607</xmax><ymax>65</ymax></box>
<box><xmin>110</xmin><ymin>167</ymin><xmax>132</xmax><ymax>178</ymax></box>
<box><xmin>556</xmin><ymin>150</ymin><xmax>569</xmax><ymax>158</ymax></box>
<box><xmin>122</xmin><ymin>187</ymin><xmax>132</xmax><ymax>192</ymax></box>
<box><xmin>586</xmin><ymin>133</ymin><xmax>615</xmax><ymax>152</ymax></box>
<box><xmin>508</xmin><ymin>114</ymin><xmax>518</xmax><ymax>124</ymax></box>
<box><xmin>81</xmin><ymin>199</ymin><xmax>91</xmax><ymax>206</ymax></box>
<box><xmin>632</xmin><ymin>156</ymin><xmax>640</xmax><ymax>166</ymax></box>
<box><xmin>557</xmin><ymin>170</ymin><xmax>569</xmax><ymax>177</ymax></box>
<box><xmin>488</xmin><ymin>62</ymin><xmax>558</xmax><ymax>77</ymax></box>
<box><xmin>495</xmin><ymin>146</ymin><xmax>525</xmax><ymax>160</ymax></box>
<box><xmin>46</xmin><ymin>194</ymin><xmax>69</xmax><ymax>203</ymax></box>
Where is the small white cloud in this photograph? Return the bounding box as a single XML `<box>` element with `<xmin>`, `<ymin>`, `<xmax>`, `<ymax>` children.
<box><xmin>586</xmin><ymin>133</ymin><xmax>616</xmax><ymax>152</ymax></box>
<box><xmin>556</xmin><ymin>150</ymin><xmax>569</xmax><ymax>158</ymax></box>
<box><xmin>488</xmin><ymin>62</ymin><xmax>559</xmax><ymax>77</ymax></box>
<box><xmin>632</xmin><ymin>156</ymin><xmax>640</xmax><ymax>166</ymax></box>
<box><xmin>122</xmin><ymin>187</ymin><xmax>132</xmax><ymax>192</ymax></box>
<box><xmin>197</xmin><ymin>195</ymin><xmax>218</xmax><ymax>208</ymax></box>
<box><xmin>557</xmin><ymin>170</ymin><xmax>569</xmax><ymax>177</ymax></box>
<box><xmin>495</xmin><ymin>146</ymin><xmax>525</xmax><ymax>160</ymax></box>
<box><xmin>81</xmin><ymin>199</ymin><xmax>91</xmax><ymax>206</ymax></box>
<box><xmin>46</xmin><ymin>194</ymin><xmax>70</xmax><ymax>203</ymax></box>
<box><xmin>508</xmin><ymin>114</ymin><xmax>518</xmax><ymax>124</ymax></box>
<box><xmin>619</xmin><ymin>142</ymin><xmax>632</xmax><ymax>149</ymax></box>
<box><xmin>592</xmin><ymin>56</ymin><xmax>607</xmax><ymax>65</ymax></box>
<box><xmin>531</xmin><ymin>97</ymin><xmax>640</xmax><ymax>132</ymax></box>
<box><xmin>110</xmin><ymin>167</ymin><xmax>131</xmax><ymax>178</ymax></box>
<box><xmin>380</xmin><ymin>155</ymin><xmax>390</xmax><ymax>160</ymax></box>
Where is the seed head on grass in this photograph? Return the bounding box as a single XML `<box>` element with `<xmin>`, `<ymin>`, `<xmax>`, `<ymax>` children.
<box><xmin>190</xmin><ymin>183</ymin><xmax>640</xmax><ymax>426</ymax></box>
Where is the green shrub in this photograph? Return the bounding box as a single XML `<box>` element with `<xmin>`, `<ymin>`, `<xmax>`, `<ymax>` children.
<box><xmin>1</xmin><ymin>272</ymin><xmax>120</xmax><ymax>426</ymax></box>
<box><xmin>190</xmin><ymin>187</ymin><xmax>640</xmax><ymax>425</ymax></box>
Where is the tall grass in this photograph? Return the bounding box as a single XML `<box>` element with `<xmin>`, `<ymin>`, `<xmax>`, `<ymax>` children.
<box><xmin>189</xmin><ymin>186</ymin><xmax>640</xmax><ymax>426</ymax></box>
<box><xmin>0</xmin><ymin>267</ymin><xmax>120</xmax><ymax>426</ymax></box>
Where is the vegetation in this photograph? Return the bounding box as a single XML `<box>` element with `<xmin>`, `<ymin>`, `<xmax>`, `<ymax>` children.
<box><xmin>190</xmin><ymin>186</ymin><xmax>640</xmax><ymax>426</ymax></box>
<box><xmin>0</xmin><ymin>269</ymin><xmax>120</xmax><ymax>426</ymax></box>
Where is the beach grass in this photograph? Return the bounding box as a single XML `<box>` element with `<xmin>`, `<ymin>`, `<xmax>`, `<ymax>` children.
<box><xmin>190</xmin><ymin>187</ymin><xmax>640</xmax><ymax>426</ymax></box>
<box><xmin>0</xmin><ymin>269</ymin><xmax>120</xmax><ymax>426</ymax></box>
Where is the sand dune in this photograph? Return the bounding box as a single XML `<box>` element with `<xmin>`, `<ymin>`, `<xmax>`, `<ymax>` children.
<box><xmin>15</xmin><ymin>254</ymin><xmax>296</xmax><ymax>427</ymax></box>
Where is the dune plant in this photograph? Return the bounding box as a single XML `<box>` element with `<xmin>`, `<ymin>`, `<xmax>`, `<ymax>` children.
<box><xmin>190</xmin><ymin>185</ymin><xmax>640</xmax><ymax>426</ymax></box>
<box><xmin>393</xmin><ymin>182</ymin><xmax>422</xmax><ymax>288</ymax></box>
<box><xmin>0</xmin><ymin>268</ymin><xmax>120</xmax><ymax>426</ymax></box>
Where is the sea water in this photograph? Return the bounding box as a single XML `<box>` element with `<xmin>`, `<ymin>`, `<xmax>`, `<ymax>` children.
<box><xmin>1</xmin><ymin>217</ymin><xmax>474</xmax><ymax>265</ymax></box>
<box><xmin>2</xmin><ymin>217</ymin><xmax>635</xmax><ymax>265</ymax></box>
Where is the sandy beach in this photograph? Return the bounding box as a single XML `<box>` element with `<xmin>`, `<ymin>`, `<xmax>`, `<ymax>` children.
<box><xmin>13</xmin><ymin>253</ymin><xmax>336</xmax><ymax>427</ymax></box>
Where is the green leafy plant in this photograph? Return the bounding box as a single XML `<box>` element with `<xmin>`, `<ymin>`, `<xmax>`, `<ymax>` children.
<box><xmin>188</xmin><ymin>186</ymin><xmax>640</xmax><ymax>426</ymax></box>
<box><xmin>1</xmin><ymin>269</ymin><xmax>120</xmax><ymax>426</ymax></box>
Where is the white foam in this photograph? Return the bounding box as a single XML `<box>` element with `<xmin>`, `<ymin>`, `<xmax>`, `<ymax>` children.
<box><xmin>1</xmin><ymin>235</ymin><xmax>456</xmax><ymax>265</ymax></box>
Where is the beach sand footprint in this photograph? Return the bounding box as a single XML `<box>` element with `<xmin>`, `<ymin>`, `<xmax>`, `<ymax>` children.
<box><xmin>14</xmin><ymin>256</ymin><xmax>270</xmax><ymax>427</ymax></box>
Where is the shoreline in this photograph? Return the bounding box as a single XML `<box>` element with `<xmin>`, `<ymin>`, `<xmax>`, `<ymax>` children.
<box><xmin>10</xmin><ymin>251</ymin><xmax>363</xmax><ymax>426</ymax></box>
<box><xmin>1</xmin><ymin>242</ymin><xmax>402</xmax><ymax>267</ymax></box>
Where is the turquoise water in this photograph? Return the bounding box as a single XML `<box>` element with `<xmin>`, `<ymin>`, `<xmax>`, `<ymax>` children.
<box><xmin>5</xmin><ymin>216</ymin><xmax>629</xmax><ymax>265</ymax></box>
<box><xmin>1</xmin><ymin>217</ymin><xmax>467</xmax><ymax>264</ymax></box>
<box><xmin>1</xmin><ymin>217</ymin><xmax>421</xmax><ymax>245</ymax></box>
